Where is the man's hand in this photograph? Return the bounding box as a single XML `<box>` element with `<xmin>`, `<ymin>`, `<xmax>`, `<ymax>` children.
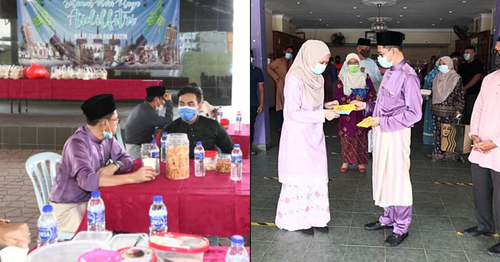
<box><xmin>97</xmin><ymin>164</ymin><xmax>119</xmax><ymax>177</ymax></box>
<box><xmin>325</xmin><ymin>110</ymin><xmax>340</xmax><ymax>121</ymax></box>
<box><xmin>350</xmin><ymin>100</ymin><xmax>366</xmax><ymax>111</ymax></box>
<box><xmin>257</xmin><ymin>104</ymin><xmax>264</xmax><ymax>114</ymax></box>
<box><xmin>370</xmin><ymin>117</ymin><xmax>380</xmax><ymax>127</ymax></box>
<box><xmin>131</xmin><ymin>166</ymin><xmax>156</xmax><ymax>183</ymax></box>
<box><xmin>324</xmin><ymin>100</ymin><xmax>339</xmax><ymax>109</ymax></box>
<box><xmin>163</xmin><ymin>92</ymin><xmax>172</xmax><ymax>101</ymax></box>
<box><xmin>0</xmin><ymin>222</ymin><xmax>30</xmax><ymax>248</ymax></box>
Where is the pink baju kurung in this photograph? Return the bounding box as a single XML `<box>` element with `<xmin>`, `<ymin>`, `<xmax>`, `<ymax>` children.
<box><xmin>275</xmin><ymin>73</ymin><xmax>331</xmax><ymax>231</ymax></box>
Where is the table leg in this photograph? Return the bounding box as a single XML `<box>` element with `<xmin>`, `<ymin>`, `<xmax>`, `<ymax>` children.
<box><xmin>25</xmin><ymin>99</ymin><xmax>28</xmax><ymax>113</ymax></box>
<box><xmin>18</xmin><ymin>98</ymin><xmax>21</xmax><ymax>113</ymax></box>
<box><xmin>10</xmin><ymin>98</ymin><xmax>13</xmax><ymax>114</ymax></box>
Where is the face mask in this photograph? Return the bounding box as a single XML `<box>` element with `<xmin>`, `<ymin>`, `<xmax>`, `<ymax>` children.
<box><xmin>251</xmin><ymin>57</ymin><xmax>254</xmax><ymax>63</ymax></box>
<box><xmin>434</xmin><ymin>61</ymin><xmax>439</xmax><ymax>68</ymax></box>
<box><xmin>311</xmin><ymin>63</ymin><xmax>327</xmax><ymax>75</ymax></box>
<box><xmin>103</xmin><ymin>131</ymin><xmax>113</xmax><ymax>139</ymax></box>
<box><xmin>494</xmin><ymin>52</ymin><xmax>500</xmax><ymax>68</ymax></box>
<box><xmin>285</xmin><ymin>53</ymin><xmax>293</xmax><ymax>60</ymax></box>
<box><xmin>178</xmin><ymin>106</ymin><xmax>197</xmax><ymax>122</ymax></box>
<box><xmin>348</xmin><ymin>65</ymin><xmax>360</xmax><ymax>73</ymax></box>
<box><xmin>360</xmin><ymin>50</ymin><xmax>370</xmax><ymax>58</ymax></box>
<box><xmin>377</xmin><ymin>52</ymin><xmax>393</xmax><ymax>68</ymax></box>
<box><xmin>438</xmin><ymin>65</ymin><xmax>449</xmax><ymax>73</ymax></box>
<box><xmin>464</xmin><ymin>54</ymin><xmax>470</xmax><ymax>61</ymax></box>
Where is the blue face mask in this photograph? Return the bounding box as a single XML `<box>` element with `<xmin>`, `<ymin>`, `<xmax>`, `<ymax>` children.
<box><xmin>377</xmin><ymin>53</ymin><xmax>393</xmax><ymax>68</ymax></box>
<box><xmin>179</xmin><ymin>107</ymin><xmax>197</xmax><ymax>122</ymax></box>
<box><xmin>463</xmin><ymin>54</ymin><xmax>470</xmax><ymax>61</ymax></box>
<box><xmin>438</xmin><ymin>65</ymin><xmax>450</xmax><ymax>73</ymax></box>
<box><xmin>312</xmin><ymin>63</ymin><xmax>327</xmax><ymax>75</ymax></box>
<box><xmin>285</xmin><ymin>53</ymin><xmax>293</xmax><ymax>60</ymax></box>
<box><xmin>103</xmin><ymin>130</ymin><xmax>113</xmax><ymax>139</ymax></box>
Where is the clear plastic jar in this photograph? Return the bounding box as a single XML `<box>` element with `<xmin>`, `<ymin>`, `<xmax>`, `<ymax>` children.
<box><xmin>204</xmin><ymin>150</ymin><xmax>218</xmax><ymax>171</ymax></box>
<box><xmin>166</xmin><ymin>133</ymin><xmax>190</xmax><ymax>180</ymax></box>
<box><xmin>216</xmin><ymin>154</ymin><xmax>231</xmax><ymax>173</ymax></box>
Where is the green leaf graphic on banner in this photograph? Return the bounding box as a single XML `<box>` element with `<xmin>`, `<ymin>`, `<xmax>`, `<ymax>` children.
<box><xmin>145</xmin><ymin>0</ymin><xmax>165</xmax><ymax>34</ymax></box>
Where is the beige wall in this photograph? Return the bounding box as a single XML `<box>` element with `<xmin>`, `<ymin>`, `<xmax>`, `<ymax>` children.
<box><xmin>299</xmin><ymin>28</ymin><xmax>461</xmax><ymax>62</ymax></box>
<box><xmin>265</xmin><ymin>8</ymin><xmax>273</xmax><ymax>54</ymax></box>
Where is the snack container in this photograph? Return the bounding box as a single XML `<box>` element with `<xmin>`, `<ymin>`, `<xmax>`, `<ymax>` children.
<box><xmin>149</xmin><ymin>232</ymin><xmax>209</xmax><ymax>262</ymax></box>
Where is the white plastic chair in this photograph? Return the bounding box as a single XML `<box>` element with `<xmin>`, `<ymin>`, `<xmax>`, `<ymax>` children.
<box><xmin>115</xmin><ymin>123</ymin><xmax>126</xmax><ymax>150</ymax></box>
<box><xmin>25</xmin><ymin>152</ymin><xmax>73</xmax><ymax>240</ymax></box>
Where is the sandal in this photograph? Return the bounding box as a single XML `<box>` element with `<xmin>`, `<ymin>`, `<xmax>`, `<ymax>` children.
<box><xmin>358</xmin><ymin>165</ymin><xmax>366</xmax><ymax>173</ymax></box>
<box><xmin>340</xmin><ymin>164</ymin><xmax>348</xmax><ymax>173</ymax></box>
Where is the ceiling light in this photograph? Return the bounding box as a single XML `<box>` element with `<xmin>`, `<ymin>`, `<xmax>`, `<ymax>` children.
<box><xmin>326</xmin><ymin>24</ymin><xmax>330</xmax><ymax>27</ymax></box>
<box><xmin>360</xmin><ymin>21</ymin><xmax>363</xmax><ymax>24</ymax></box>
<box><xmin>439</xmin><ymin>18</ymin><xmax>443</xmax><ymax>21</ymax></box>
<box><xmin>397</xmin><ymin>21</ymin><xmax>400</xmax><ymax>24</ymax></box>
<box><xmin>449</xmin><ymin>10</ymin><xmax>453</xmax><ymax>14</ymax></box>
<box><xmin>319</xmin><ymin>19</ymin><xmax>322</xmax><ymax>22</ymax></box>
<box><xmin>432</xmin><ymin>24</ymin><xmax>435</xmax><ymax>26</ymax></box>
<box><xmin>371</xmin><ymin>3</ymin><xmax>388</xmax><ymax>32</ymax></box>
<box><xmin>357</xmin><ymin>15</ymin><xmax>361</xmax><ymax>18</ymax></box>
<box><xmin>353</xmin><ymin>6</ymin><xmax>357</xmax><ymax>10</ymax></box>
<box><xmin>462</xmin><ymin>0</ymin><xmax>466</xmax><ymax>3</ymax></box>
<box><xmin>296</xmin><ymin>1</ymin><xmax>301</xmax><ymax>4</ymax></box>
<box><xmin>309</xmin><ymin>11</ymin><xmax>313</xmax><ymax>14</ymax></box>
<box><xmin>403</xmin><ymin>6</ymin><xmax>408</xmax><ymax>10</ymax></box>
<box><xmin>399</xmin><ymin>14</ymin><xmax>403</xmax><ymax>17</ymax></box>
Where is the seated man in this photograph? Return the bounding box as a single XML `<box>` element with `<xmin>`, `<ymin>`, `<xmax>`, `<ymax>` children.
<box><xmin>163</xmin><ymin>86</ymin><xmax>234</xmax><ymax>159</ymax></box>
<box><xmin>126</xmin><ymin>86</ymin><xmax>173</xmax><ymax>159</ymax></box>
<box><xmin>49</xmin><ymin>94</ymin><xmax>156</xmax><ymax>234</ymax></box>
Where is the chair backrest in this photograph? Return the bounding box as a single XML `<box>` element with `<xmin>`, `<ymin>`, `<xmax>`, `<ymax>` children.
<box><xmin>115</xmin><ymin>124</ymin><xmax>126</xmax><ymax>150</ymax></box>
<box><xmin>25</xmin><ymin>152</ymin><xmax>62</xmax><ymax>214</ymax></box>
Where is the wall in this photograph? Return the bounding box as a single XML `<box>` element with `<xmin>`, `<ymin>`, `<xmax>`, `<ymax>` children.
<box><xmin>298</xmin><ymin>28</ymin><xmax>460</xmax><ymax>62</ymax></box>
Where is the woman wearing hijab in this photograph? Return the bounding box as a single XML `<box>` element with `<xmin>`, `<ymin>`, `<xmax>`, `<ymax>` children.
<box><xmin>422</xmin><ymin>57</ymin><xmax>440</xmax><ymax>145</ymax></box>
<box><xmin>334</xmin><ymin>53</ymin><xmax>377</xmax><ymax>173</ymax></box>
<box><xmin>275</xmin><ymin>40</ymin><xmax>339</xmax><ymax>234</ymax></box>
<box><xmin>431</xmin><ymin>56</ymin><xmax>465</xmax><ymax>162</ymax></box>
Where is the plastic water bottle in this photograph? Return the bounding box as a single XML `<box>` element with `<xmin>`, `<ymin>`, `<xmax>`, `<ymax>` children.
<box><xmin>217</xmin><ymin>106</ymin><xmax>223</xmax><ymax>123</ymax></box>
<box><xmin>87</xmin><ymin>191</ymin><xmax>106</xmax><ymax>231</ymax></box>
<box><xmin>194</xmin><ymin>141</ymin><xmax>206</xmax><ymax>177</ymax></box>
<box><xmin>37</xmin><ymin>205</ymin><xmax>57</xmax><ymax>247</ymax></box>
<box><xmin>160</xmin><ymin>132</ymin><xmax>168</xmax><ymax>162</ymax></box>
<box><xmin>231</xmin><ymin>144</ymin><xmax>243</xmax><ymax>181</ymax></box>
<box><xmin>149</xmin><ymin>140</ymin><xmax>160</xmax><ymax>175</ymax></box>
<box><xmin>149</xmin><ymin>195</ymin><xmax>168</xmax><ymax>236</ymax></box>
<box><xmin>225</xmin><ymin>235</ymin><xmax>249</xmax><ymax>262</ymax></box>
<box><xmin>235</xmin><ymin>111</ymin><xmax>242</xmax><ymax>132</ymax></box>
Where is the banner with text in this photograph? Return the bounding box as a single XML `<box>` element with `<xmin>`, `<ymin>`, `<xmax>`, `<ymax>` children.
<box><xmin>17</xmin><ymin>0</ymin><xmax>180</xmax><ymax>70</ymax></box>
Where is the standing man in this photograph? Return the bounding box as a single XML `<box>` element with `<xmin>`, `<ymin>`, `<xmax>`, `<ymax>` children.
<box><xmin>458</xmin><ymin>46</ymin><xmax>484</xmax><ymax>124</ymax></box>
<box><xmin>125</xmin><ymin>86</ymin><xmax>173</xmax><ymax>159</ymax></box>
<box><xmin>251</xmin><ymin>50</ymin><xmax>265</xmax><ymax>155</ymax></box>
<box><xmin>339</xmin><ymin>38</ymin><xmax>382</xmax><ymax>89</ymax></box>
<box><xmin>351</xmin><ymin>31</ymin><xmax>423</xmax><ymax>247</ymax></box>
<box><xmin>462</xmin><ymin>37</ymin><xmax>500</xmax><ymax>257</ymax></box>
<box><xmin>339</xmin><ymin>38</ymin><xmax>383</xmax><ymax>156</ymax></box>
<box><xmin>267</xmin><ymin>46</ymin><xmax>294</xmax><ymax>132</ymax></box>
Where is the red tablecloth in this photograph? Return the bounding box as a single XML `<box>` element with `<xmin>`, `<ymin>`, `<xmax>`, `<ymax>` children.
<box><xmin>204</xmin><ymin>247</ymin><xmax>250</xmax><ymax>262</ymax></box>
<box><xmin>75</xmin><ymin>159</ymin><xmax>250</xmax><ymax>237</ymax></box>
<box><xmin>0</xmin><ymin>79</ymin><xmax>162</xmax><ymax>100</ymax></box>
<box><xmin>226</xmin><ymin>124</ymin><xmax>250</xmax><ymax>159</ymax></box>
<box><xmin>154</xmin><ymin>123</ymin><xmax>250</xmax><ymax>159</ymax></box>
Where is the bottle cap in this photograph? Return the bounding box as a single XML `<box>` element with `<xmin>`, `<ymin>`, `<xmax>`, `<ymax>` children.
<box><xmin>42</xmin><ymin>205</ymin><xmax>53</xmax><ymax>213</ymax></box>
<box><xmin>153</xmin><ymin>195</ymin><xmax>163</xmax><ymax>203</ymax></box>
<box><xmin>234</xmin><ymin>144</ymin><xmax>240</xmax><ymax>149</ymax></box>
<box><xmin>231</xmin><ymin>235</ymin><xmax>244</xmax><ymax>245</ymax></box>
<box><xmin>151</xmin><ymin>140</ymin><xmax>156</xmax><ymax>145</ymax></box>
<box><xmin>91</xmin><ymin>191</ymin><xmax>101</xmax><ymax>198</ymax></box>
<box><xmin>162</xmin><ymin>131</ymin><xmax>168</xmax><ymax>136</ymax></box>
<box><xmin>196</xmin><ymin>141</ymin><xmax>202</xmax><ymax>146</ymax></box>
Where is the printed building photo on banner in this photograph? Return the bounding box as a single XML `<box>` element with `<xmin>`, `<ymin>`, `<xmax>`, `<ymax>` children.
<box><xmin>17</xmin><ymin>0</ymin><xmax>180</xmax><ymax>71</ymax></box>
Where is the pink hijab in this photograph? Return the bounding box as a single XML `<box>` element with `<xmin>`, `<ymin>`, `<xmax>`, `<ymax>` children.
<box><xmin>287</xmin><ymin>40</ymin><xmax>331</xmax><ymax>107</ymax></box>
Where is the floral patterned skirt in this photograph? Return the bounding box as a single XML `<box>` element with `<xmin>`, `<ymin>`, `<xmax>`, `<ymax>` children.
<box><xmin>275</xmin><ymin>183</ymin><xmax>330</xmax><ymax>231</ymax></box>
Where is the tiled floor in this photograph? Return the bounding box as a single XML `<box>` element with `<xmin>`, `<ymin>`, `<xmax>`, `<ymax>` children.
<box><xmin>251</xmin><ymin>113</ymin><xmax>499</xmax><ymax>262</ymax></box>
